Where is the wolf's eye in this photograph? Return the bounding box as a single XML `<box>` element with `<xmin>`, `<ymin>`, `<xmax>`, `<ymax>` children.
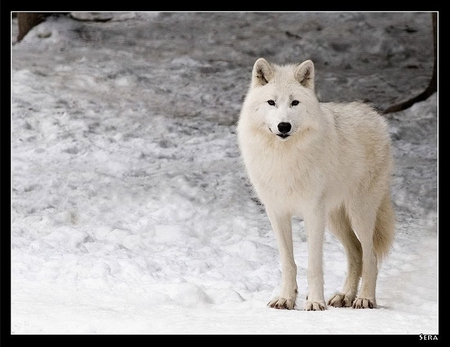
<box><xmin>267</xmin><ymin>100</ymin><xmax>276</xmax><ymax>106</ymax></box>
<box><xmin>291</xmin><ymin>100</ymin><xmax>300</xmax><ymax>106</ymax></box>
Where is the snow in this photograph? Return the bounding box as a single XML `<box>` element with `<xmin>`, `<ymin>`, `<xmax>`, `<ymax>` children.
<box><xmin>11</xmin><ymin>12</ymin><xmax>437</xmax><ymax>334</ymax></box>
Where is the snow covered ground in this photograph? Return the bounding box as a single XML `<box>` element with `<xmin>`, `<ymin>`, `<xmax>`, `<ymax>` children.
<box><xmin>11</xmin><ymin>12</ymin><xmax>437</xmax><ymax>334</ymax></box>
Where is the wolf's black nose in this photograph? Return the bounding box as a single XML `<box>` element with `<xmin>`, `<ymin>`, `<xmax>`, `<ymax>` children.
<box><xmin>277</xmin><ymin>122</ymin><xmax>292</xmax><ymax>134</ymax></box>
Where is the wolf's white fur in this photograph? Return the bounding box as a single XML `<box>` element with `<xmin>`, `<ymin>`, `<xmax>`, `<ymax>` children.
<box><xmin>237</xmin><ymin>58</ymin><xmax>395</xmax><ymax>310</ymax></box>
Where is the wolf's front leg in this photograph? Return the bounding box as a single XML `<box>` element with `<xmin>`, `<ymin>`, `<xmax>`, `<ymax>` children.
<box><xmin>266</xmin><ymin>209</ymin><xmax>297</xmax><ymax>310</ymax></box>
<box><xmin>304</xmin><ymin>207</ymin><xmax>326</xmax><ymax>311</ymax></box>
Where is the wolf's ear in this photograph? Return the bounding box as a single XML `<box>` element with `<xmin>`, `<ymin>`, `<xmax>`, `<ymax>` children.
<box><xmin>295</xmin><ymin>60</ymin><xmax>315</xmax><ymax>89</ymax></box>
<box><xmin>252</xmin><ymin>58</ymin><xmax>274</xmax><ymax>86</ymax></box>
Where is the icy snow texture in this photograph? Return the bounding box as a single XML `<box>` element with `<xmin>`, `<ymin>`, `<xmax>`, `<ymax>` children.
<box><xmin>11</xmin><ymin>12</ymin><xmax>437</xmax><ymax>334</ymax></box>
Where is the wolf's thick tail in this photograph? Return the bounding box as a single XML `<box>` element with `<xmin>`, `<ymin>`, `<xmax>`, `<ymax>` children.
<box><xmin>373</xmin><ymin>192</ymin><xmax>396</xmax><ymax>261</ymax></box>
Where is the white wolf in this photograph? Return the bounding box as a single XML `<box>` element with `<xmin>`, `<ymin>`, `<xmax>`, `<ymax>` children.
<box><xmin>237</xmin><ymin>58</ymin><xmax>395</xmax><ymax>311</ymax></box>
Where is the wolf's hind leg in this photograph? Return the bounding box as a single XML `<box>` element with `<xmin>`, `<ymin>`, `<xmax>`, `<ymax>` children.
<box><xmin>327</xmin><ymin>205</ymin><xmax>362</xmax><ymax>307</ymax></box>
<box><xmin>348</xmin><ymin>201</ymin><xmax>378</xmax><ymax>309</ymax></box>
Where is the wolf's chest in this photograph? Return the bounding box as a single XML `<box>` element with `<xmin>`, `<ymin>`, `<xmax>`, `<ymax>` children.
<box><xmin>245</xmin><ymin>147</ymin><xmax>315</xmax><ymax>201</ymax></box>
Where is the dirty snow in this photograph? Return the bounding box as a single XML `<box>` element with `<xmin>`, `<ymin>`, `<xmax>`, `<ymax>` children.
<box><xmin>11</xmin><ymin>12</ymin><xmax>437</xmax><ymax>334</ymax></box>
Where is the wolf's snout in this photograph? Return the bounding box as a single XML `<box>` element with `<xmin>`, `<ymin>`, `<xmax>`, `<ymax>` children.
<box><xmin>277</xmin><ymin>122</ymin><xmax>292</xmax><ymax>134</ymax></box>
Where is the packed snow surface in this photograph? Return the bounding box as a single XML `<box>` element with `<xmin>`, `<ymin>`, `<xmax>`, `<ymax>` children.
<box><xmin>11</xmin><ymin>12</ymin><xmax>437</xmax><ymax>334</ymax></box>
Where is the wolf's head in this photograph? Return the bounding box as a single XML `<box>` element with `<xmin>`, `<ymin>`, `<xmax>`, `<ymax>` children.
<box><xmin>240</xmin><ymin>58</ymin><xmax>323</xmax><ymax>142</ymax></box>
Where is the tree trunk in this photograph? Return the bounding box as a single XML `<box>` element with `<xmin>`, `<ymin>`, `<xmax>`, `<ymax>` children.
<box><xmin>382</xmin><ymin>12</ymin><xmax>437</xmax><ymax>114</ymax></box>
<box><xmin>16</xmin><ymin>13</ymin><xmax>47</xmax><ymax>42</ymax></box>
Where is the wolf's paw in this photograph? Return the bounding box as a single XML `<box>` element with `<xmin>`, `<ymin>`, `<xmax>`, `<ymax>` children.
<box><xmin>327</xmin><ymin>292</ymin><xmax>355</xmax><ymax>308</ymax></box>
<box><xmin>267</xmin><ymin>296</ymin><xmax>296</xmax><ymax>310</ymax></box>
<box><xmin>352</xmin><ymin>297</ymin><xmax>376</xmax><ymax>309</ymax></box>
<box><xmin>305</xmin><ymin>300</ymin><xmax>326</xmax><ymax>311</ymax></box>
